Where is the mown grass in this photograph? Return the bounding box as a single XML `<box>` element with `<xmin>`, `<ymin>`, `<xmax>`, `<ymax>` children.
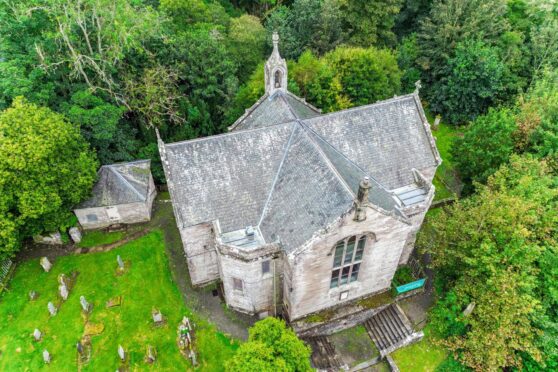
<box><xmin>0</xmin><ymin>230</ymin><xmax>238</xmax><ymax>371</ymax></box>
<box><xmin>425</xmin><ymin>112</ymin><xmax>462</xmax><ymax>200</ymax></box>
<box><xmin>78</xmin><ymin>230</ymin><xmax>125</xmax><ymax>248</ymax></box>
<box><xmin>391</xmin><ymin>327</ymin><xmax>447</xmax><ymax>372</ymax></box>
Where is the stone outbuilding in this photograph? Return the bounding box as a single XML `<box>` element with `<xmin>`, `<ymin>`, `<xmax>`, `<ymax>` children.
<box><xmin>158</xmin><ymin>33</ymin><xmax>441</xmax><ymax>321</ymax></box>
<box><xmin>74</xmin><ymin>160</ymin><xmax>156</xmax><ymax>230</ymax></box>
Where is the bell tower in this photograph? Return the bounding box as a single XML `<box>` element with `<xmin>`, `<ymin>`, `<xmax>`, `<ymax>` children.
<box><xmin>265</xmin><ymin>32</ymin><xmax>288</xmax><ymax>95</ymax></box>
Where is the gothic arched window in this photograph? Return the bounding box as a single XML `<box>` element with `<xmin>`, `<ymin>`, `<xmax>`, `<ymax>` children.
<box><xmin>274</xmin><ymin>70</ymin><xmax>282</xmax><ymax>88</ymax></box>
<box><xmin>330</xmin><ymin>235</ymin><xmax>366</xmax><ymax>288</ymax></box>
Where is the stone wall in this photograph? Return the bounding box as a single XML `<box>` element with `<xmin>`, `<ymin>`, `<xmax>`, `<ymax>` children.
<box><xmin>285</xmin><ymin>206</ymin><xmax>412</xmax><ymax>321</ymax></box>
<box><xmin>180</xmin><ymin>223</ymin><xmax>220</xmax><ymax>286</ymax></box>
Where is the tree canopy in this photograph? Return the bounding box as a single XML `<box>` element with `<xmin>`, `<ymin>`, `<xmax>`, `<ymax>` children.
<box><xmin>0</xmin><ymin>97</ymin><xmax>98</xmax><ymax>259</ymax></box>
<box><xmin>226</xmin><ymin>317</ymin><xmax>312</xmax><ymax>372</ymax></box>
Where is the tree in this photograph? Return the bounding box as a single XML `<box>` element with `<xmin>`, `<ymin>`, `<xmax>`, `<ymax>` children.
<box><xmin>0</xmin><ymin>97</ymin><xmax>98</xmax><ymax>259</ymax></box>
<box><xmin>420</xmin><ymin>156</ymin><xmax>558</xmax><ymax>370</ymax></box>
<box><xmin>226</xmin><ymin>317</ymin><xmax>312</xmax><ymax>372</ymax></box>
<box><xmin>337</xmin><ymin>0</ymin><xmax>403</xmax><ymax>47</ymax></box>
<box><xmin>228</xmin><ymin>15</ymin><xmax>267</xmax><ymax>83</ymax></box>
<box><xmin>324</xmin><ymin>46</ymin><xmax>401</xmax><ymax>106</ymax></box>
<box><xmin>431</xmin><ymin>40</ymin><xmax>507</xmax><ymax>123</ymax></box>
<box><xmin>452</xmin><ymin>108</ymin><xmax>516</xmax><ymax>192</ymax></box>
<box><xmin>265</xmin><ymin>0</ymin><xmax>343</xmax><ymax>60</ymax></box>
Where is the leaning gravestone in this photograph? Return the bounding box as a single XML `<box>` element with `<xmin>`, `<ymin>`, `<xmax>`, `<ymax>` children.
<box><xmin>76</xmin><ymin>341</ymin><xmax>83</xmax><ymax>355</ymax></box>
<box><xmin>29</xmin><ymin>290</ymin><xmax>38</xmax><ymax>301</ymax></box>
<box><xmin>146</xmin><ymin>345</ymin><xmax>156</xmax><ymax>364</ymax></box>
<box><xmin>69</xmin><ymin>227</ymin><xmax>82</xmax><ymax>244</ymax></box>
<box><xmin>43</xmin><ymin>349</ymin><xmax>51</xmax><ymax>364</ymax></box>
<box><xmin>33</xmin><ymin>329</ymin><xmax>42</xmax><ymax>341</ymax></box>
<box><xmin>118</xmin><ymin>345</ymin><xmax>126</xmax><ymax>361</ymax></box>
<box><xmin>40</xmin><ymin>257</ymin><xmax>52</xmax><ymax>272</ymax></box>
<box><xmin>59</xmin><ymin>284</ymin><xmax>69</xmax><ymax>301</ymax></box>
<box><xmin>117</xmin><ymin>255</ymin><xmax>124</xmax><ymax>271</ymax></box>
<box><xmin>80</xmin><ymin>296</ymin><xmax>91</xmax><ymax>313</ymax></box>
<box><xmin>48</xmin><ymin>302</ymin><xmax>57</xmax><ymax>316</ymax></box>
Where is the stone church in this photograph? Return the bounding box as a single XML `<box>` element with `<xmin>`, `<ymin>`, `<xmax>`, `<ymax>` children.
<box><xmin>158</xmin><ymin>33</ymin><xmax>441</xmax><ymax>321</ymax></box>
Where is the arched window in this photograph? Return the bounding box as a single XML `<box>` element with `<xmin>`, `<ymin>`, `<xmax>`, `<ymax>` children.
<box><xmin>274</xmin><ymin>70</ymin><xmax>282</xmax><ymax>88</ymax></box>
<box><xmin>330</xmin><ymin>235</ymin><xmax>366</xmax><ymax>288</ymax></box>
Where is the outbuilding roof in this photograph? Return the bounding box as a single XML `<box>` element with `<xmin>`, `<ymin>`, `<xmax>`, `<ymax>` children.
<box><xmin>76</xmin><ymin>160</ymin><xmax>152</xmax><ymax>208</ymax></box>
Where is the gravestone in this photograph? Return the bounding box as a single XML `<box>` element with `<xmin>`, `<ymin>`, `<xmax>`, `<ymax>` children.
<box><xmin>118</xmin><ymin>345</ymin><xmax>125</xmax><ymax>361</ymax></box>
<box><xmin>43</xmin><ymin>349</ymin><xmax>51</xmax><ymax>364</ymax></box>
<box><xmin>33</xmin><ymin>329</ymin><xmax>42</xmax><ymax>341</ymax></box>
<box><xmin>34</xmin><ymin>232</ymin><xmax>63</xmax><ymax>245</ymax></box>
<box><xmin>463</xmin><ymin>302</ymin><xmax>476</xmax><ymax>317</ymax></box>
<box><xmin>29</xmin><ymin>290</ymin><xmax>38</xmax><ymax>301</ymax></box>
<box><xmin>40</xmin><ymin>257</ymin><xmax>52</xmax><ymax>272</ymax></box>
<box><xmin>152</xmin><ymin>309</ymin><xmax>163</xmax><ymax>325</ymax></box>
<box><xmin>146</xmin><ymin>345</ymin><xmax>156</xmax><ymax>364</ymax></box>
<box><xmin>59</xmin><ymin>284</ymin><xmax>69</xmax><ymax>301</ymax></box>
<box><xmin>48</xmin><ymin>302</ymin><xmax>57</xmax><ymax>316</ymax></box>
<box><xmin>117</xmin><ymin>255</ymin><xmax>124</xmax><ymax>270</ymax></box>
<box><xmin>69</xmin><ymin>227</ymin><xmax>82</xmax><ymax>244</ymax></box>
<box><xmin>433</xmin><ymin>115</ymin><xmax>441</xmax><ymax>131</ymax></box>
<box><xmin>58</xmin><ymin>273</ymin><xmax>67</xmax><ymax>286</ymax></box>
<box><xmin>80</xmin><ymin>296</ymin><xmax>91</xmax><ymax>313</ymax></box>
<box><xmin>76</xmin><ymin>341</ymin><xmax>83</xmax><ymax>355</ymax></box>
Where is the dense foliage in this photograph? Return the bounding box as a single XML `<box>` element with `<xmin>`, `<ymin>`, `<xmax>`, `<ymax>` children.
<box><xmin>226</xmin><ymin>317</ymin><xmax>312</xmax><ymax>372</ymax></box>
<box><xmin>0</xmin><ymin>98</ymin><xmax>98</xmax><ymax>259</ymax></box>
<box><xmin>421</xmin><ymin>156</ymin><xmax>558</xmax><ymax>371</ymax></box>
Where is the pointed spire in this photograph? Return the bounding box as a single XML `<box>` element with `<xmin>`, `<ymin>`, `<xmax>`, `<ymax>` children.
<box><xmin>265</xmin><ymin>32</ymin><xmax>288</xmax><ymax>95</ymax></box>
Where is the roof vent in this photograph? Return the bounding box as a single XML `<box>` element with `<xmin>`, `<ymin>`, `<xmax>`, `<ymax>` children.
<box><xmin>245</xmin><ymin>226</ymin><xmax>255</xmax><ymax>240</ymax></box>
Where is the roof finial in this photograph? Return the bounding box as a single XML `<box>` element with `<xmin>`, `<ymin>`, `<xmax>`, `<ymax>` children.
<box><xmin>272</xmin><ymin>32</ymin><xmax>279</xmax><ymax>51</ymax></box>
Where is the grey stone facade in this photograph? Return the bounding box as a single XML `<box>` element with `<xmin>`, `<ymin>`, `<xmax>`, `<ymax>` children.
<box><xmin>159</xmin><ymin>34</ymin><xmax>440</xmax><ymax>321</ymax></box>
<box><xmin>74</xmin><ymin>160</ymin><xmax>156</xmax><ymax>230</ymax></box>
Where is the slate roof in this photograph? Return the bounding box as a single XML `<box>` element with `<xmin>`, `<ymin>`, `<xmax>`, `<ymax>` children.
<box><xmin>161</xmin><ymin>93</ymin><xmax>440</xmax><ymax>253</ymax></box>
<box><xmin>77</xmin><ymin>160</ymin><xmax>152</xmax><ymax>208</ymax></box>
<box><xmin>228</xmin><ymin>91</ymin><xmax>321</xmax><ymax>132</ymax></box>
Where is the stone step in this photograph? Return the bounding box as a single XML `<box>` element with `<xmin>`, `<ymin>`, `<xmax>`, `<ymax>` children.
<box><xmin>364</xmin><ymin>304</ymin><xmax>416</xmax><ymax>356</ymax></box>
<box><xmin>305</xmin><ymin>335</ymin><xmax>343</xmax><ymax>370</ymax></box>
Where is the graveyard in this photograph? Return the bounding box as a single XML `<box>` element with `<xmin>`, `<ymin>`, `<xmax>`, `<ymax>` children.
<box><xmin>0</xmin><ymin>230</ymin><xmax>238</xmax><ymax>371</ymax></box>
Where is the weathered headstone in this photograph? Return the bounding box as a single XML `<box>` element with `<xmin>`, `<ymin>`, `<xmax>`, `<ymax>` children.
<box><xmin>40</xmin><ymin>257</ymin><xmax>52</xmax><ymax>272</ymax></box>
<box><xmin>433</xmin><ymin>115</ymin><xmax>441</xmax><ymax>131</ymax></box>
<box><xmin>117</xmin><ymin>255</ymin><xmax>124</xmax><ymax>271</ymax></box>
<box><xmin>80</xmin><ymin>296</ymin><xmax>91</xmax><ymax>313</ymax></box>
<box><xmin>152</xmin><ymin>309</ymin><xmax>163</xmax><ymax>325</ymax></box>
<box><xmin>69</xmin><ymin>227</ymin><xmax>82</xmax><ymax>244</ymax></box>
<box><xmin>414</xmin><ymin>79</ymin><xmax>422</xmax><ymax>94</ymax></box>
<box><xmin>48</xmin><ymin>302</ymin><xmax>57</xmax><ymax>316</ymax></box>
<box><xmin>29</xmin><ymin>290</ymin><xmax>37</xmax><ymax>301</ymax></box>
<box><xmin>463</xmin><ymin>302</ymin><xmax>476</xmax><ymax>317</ymax></box>
<box><xmin>58</xmin><ymin>273</ymin><xmax>67</xmax><ymax>286</ymax></box>
<box><xmin>76</xmin><ymin>341</ymin><xmax>83</xmax><ymax>355</ymax></box>
<box><xmin>59</xmin><ymin>284</ymin><xmax>69</xmax><ymax>301</ymax></box>
<box><xmin>43</xmin><ymin>349</ymin><xmax>51</xmax><ymax>364</ymax></box>
<box><xmin>34</xmin><ymin>232</ymin><xmax>63</xmax><ymax>245</ymax></box>
<box><xmin>118</xmin><ymin>345</ymin><xmax>125</xmax><ymax>361</ymax></box>
<box><xmin>146</xmin><ymin>345</ymin><xmax>156</xmax><ymax>364</ymax></box>
<box><xmin>33</xmin><ymin>328</ymin><xmax>42</xmax><ymax>341</ymax></box>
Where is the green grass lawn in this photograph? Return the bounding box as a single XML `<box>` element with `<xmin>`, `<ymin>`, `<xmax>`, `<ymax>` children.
<box><xmin>78</xmin><ymin>230</ymin><xmax>126</xmax><ymax>248</ymax></box>
<box><xmin>0</xmin><ymin>230</ymin><xmax>238</xmax><ymax>371</ymax></box>
<box><xmin>425</xmin><ymin>112</ymin><xmax>462</xmax><ymax>200</ymax></box>
<box><xmin>391</xmin><ymin>327</ymin><xmax>447</xmax><ymax>372</ymax></box>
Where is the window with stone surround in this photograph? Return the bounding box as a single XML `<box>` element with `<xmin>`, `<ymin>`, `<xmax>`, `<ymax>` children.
<box><xmin>330</xmin><ymin>235</ymin><xmax>366</xmax><ymax>288</ymax></box>
<box><xmin>233</xmin><ymin>278</ymin><xmax>243</xmax><ymax>292</ymax></box>
<box><xmin>262</xmin><ymin>260</ymin><xmax>271</xmax><ymax>275</ymax></box>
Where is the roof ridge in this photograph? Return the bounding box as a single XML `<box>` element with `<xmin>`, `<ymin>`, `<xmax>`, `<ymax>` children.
<box><xmin>299</xmin><ymin>121</ymin><xmax>392</xmax><ymax>195</ymax></box>
<box><xmin>228</xmin><ymin>93</ymin><xmax>269</xmax><ymax>131</ymax></box>
<box><xmin>285</xmin><ymin>91</ymin><xmax>321</xmax><ymax>114</ymax></box>
<box><xmin>279</xmin><ymin>92</ymin><xmax>300</xmax><ymax>119</ymax></box>
<box><xmin>165</xmin><ymin>121</ymin><xmax>294</xmax><ymax>148</ymax></box>
<box><xmin>301</xmin><ymin>94</ymin><xmax>416</xmax><ymax>123</ymax></box>
<box><xmin>256</xmin><ymin>123</ymin><xmax>299</xmax><ymax>227</ymax></box>
<box><xmin>296</xmin><ymin>122</ymin><xmax>356</xmax><ymax>198</ymax></box>
<box><xmin>107</xmin><ymin>166</ymin><xmax>146</xmax><ymax>202</ymax></box>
